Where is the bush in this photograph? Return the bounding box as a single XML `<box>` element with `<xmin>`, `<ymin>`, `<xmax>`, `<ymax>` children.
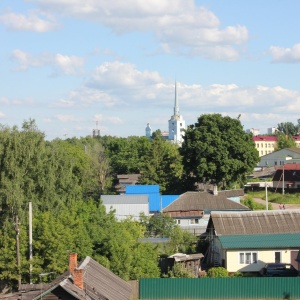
<box><xmin>207</xmin><ymin>267</ymin><xmax>228</xmax><ymax>278</ymax></box>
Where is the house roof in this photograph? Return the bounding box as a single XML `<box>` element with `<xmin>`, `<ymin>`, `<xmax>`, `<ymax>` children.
<box><xmin>253</xmin><ymin>136</ymin><xmax>277</xmax><ymax>142</ymax></box>
<box><xmin>28</xmin><ymin>256</ymin><xmax>132</xmax><ymax>300</ymax></box>
<box><xmin>163</xmin><ymin>189</ymin><xmax>247</xmax><ymax>213</ymax></box>
<box><xmin>272</xmin><ymin>165</ymin><xmax>300</xmax><ymax>182</ymax></box>
<box><xmin>219</xmin><ymin>233</ymin><xmax>300</xmax><ymax>249</ymax></box>
<box><xmin>210</xmin><ymin>210</ymin><xmax>300</xmax><ymax>236</ymax></box>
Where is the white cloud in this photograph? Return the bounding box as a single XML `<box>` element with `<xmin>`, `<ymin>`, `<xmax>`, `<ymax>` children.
<box><xmin>30</xmin><ymin>0</ymin><xmax>249</xmax><ymax>60</ymax></box>
<box><xmin>0</xmin><ymin>112</ymin><xmax>5</xmax><ymax>118</ymax></box>
<box><xmin>270</xmin><ymin>43</ymin><xmax>300</xmax><ymax>63</ymax></box>
<box><xmin>10</xmin><ymin>50</ymin><xmax>84</xmax><ymax>75</ymax></box>
<box><xmin>94</xmin><ymin>114</ymin><xmax>123</xmax><ymax>124</ymax></box>
<box><xmin>55</xmin><ymin>115</ymin><xmax>84</xmax><ymax>122</ymax></box>
<box><xmin>0</xmin><ymin>10</ymin><xmax>59</xmax><ymax>32</ymax></box>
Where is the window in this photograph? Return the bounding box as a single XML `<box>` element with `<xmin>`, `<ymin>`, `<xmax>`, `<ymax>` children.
<box><xmin>239</xmin><ymin>252</ymin><xmax>258</xmax><ymax>264</ymax></box>
<box><xmin>176</xmin><ymin>219</ymin><xmax>181</xmax><ymax>225</ymax></box>
<box><xmin>257</xmin><ymin>143</ymin><xmax>259</xmax><ymax>148</ymax></box>
<box><xmin>190</xmin><ymin>218</ymin><xmax>199</xmax><ymax>224</ymax></box>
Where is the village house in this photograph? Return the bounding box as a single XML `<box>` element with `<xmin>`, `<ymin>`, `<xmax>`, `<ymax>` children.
<box><xmin>163</xmin><ymin>188</ymin><xmax>248</xmax><ymax>236</ymax></box>
<box><xmin>206</xmin><ymin>210</ymin><xmax>300</xmax><ymax>274</ymax></box>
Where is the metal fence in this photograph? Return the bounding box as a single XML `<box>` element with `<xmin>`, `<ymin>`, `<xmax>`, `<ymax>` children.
<box><xmin>139</xmin><ymin>277</ymin><xmax>300</xmax><ymax>299</ymax></box>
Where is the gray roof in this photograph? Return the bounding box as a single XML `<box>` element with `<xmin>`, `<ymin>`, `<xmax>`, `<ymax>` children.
<box><xmin>101</xmin><ymin>195</ymin><xmax>148</xmax><ymax>204</ymax></box>
<box><xmin>163</xmin><ymin>189</ymin><xmax>247</xmax><ymax>212</ymax></box>
<box><xmin>210</xmin><ymin>210</ymin><xmax>300</xmax><ymax>236</ymax></box>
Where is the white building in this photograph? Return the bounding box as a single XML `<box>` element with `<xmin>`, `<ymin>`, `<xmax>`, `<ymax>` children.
<box><xmin>101</xmin><ymin>195</ymin><xmax>149</xmax><ymax>221</ymax></box>
<box><xmin>259</xmin><ymin>148</ymin><xmax>300</xmax><ymax>167</ymax></box>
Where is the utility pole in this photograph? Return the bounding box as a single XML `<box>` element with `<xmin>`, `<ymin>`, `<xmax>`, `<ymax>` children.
<box><xmin>15</xmin><ymin>215</ymin><xmax>21</xmax><ymax>289</ymax></box>
<box><xmin>282</xmin><ymin>163</ymin><xmax>285</xmax><ymax>195</ymax></box>
<box><xmin>29</xmin><ymin>202</ymin><xmax>33</xmax><ymax>284</ymax></box>
<box><xmin>265</xmin><ymin>182</ymin><xmax>268</xmax><ymax>210</ymax></box>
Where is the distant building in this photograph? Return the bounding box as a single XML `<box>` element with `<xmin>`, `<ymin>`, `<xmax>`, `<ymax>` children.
<box><xmin>268</xmin><ymin>127</ymin><xmax>277</xmax><ymax>134</ymax></box>
<box><xmin>246</xmin><ymin>128</ymin><xmax>260</xmax><ymax>135</ymax></box>
<box><xmin>145</xmin><ymin>81</ymin><xmax>186</xmax><ymax>145</ymax></box>
<box><xmin>253</xmin><ymin>135</ymin><xmax>300</xmax><ymax>157</ymax></box>
<box><xmin>145</xmin><ymin>123</ymin><xmax>152</xmax><ymax>139</ymax></box>
<box><xmin>253</xmin><ymin>135</ymin><xmax>277</xmax><ymax>157</ymax></box>
<box><xmin>168</xmin><ymin>81</ymin><xmax>186</xmax><ymax>145</ymax></box>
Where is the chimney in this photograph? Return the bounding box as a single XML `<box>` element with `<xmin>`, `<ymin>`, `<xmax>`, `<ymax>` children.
<box><xmin>69</xmin><ymin>253</ymin><xmax>77</xmax><ymax>274</ymax></box>
<box><xmin>213</xmin><ymin>185</ymin><xmax>218</xmax><ymax>196</ymax></box>
<box><xmin>73</xmin><ymin>269</ymin><xmax>84</xmax><ymax>289</ymax></box>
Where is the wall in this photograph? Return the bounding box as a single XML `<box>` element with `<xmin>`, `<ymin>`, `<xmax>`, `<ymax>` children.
<box><xmin>226</xmin><ymin>249</ymin><xmax>293</xmax><ymax>273</ymax></box>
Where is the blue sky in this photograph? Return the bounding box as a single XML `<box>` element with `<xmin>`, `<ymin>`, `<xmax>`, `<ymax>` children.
<box><xmin>1</xmin><ymin>0</ymin><xmax>300</xmax><ymax>140</ymax></box>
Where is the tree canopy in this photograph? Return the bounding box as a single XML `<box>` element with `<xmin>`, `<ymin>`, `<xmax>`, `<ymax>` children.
<box><xmin>180</xmin><ymin>114</ymin><xmax>259</xmax><ymax>188</ymax></box>
<box><xmin>277</xmin><ymin>120</ymin><xmax>300</xmax><ymax>136</ymax></box>
<box><xmin>275</xmin><ymin>133</ymin><xmax>296</xmax><ymax>150</ymax></box>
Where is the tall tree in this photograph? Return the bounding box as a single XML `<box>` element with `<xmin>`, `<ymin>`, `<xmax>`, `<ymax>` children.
<box><xmin>180</xmin><ymin>114</ymin><xmax>259</xmax><ymax>188</ymax></box>
<box><xmin>138</xmin><ymin>132</ymin><xmax>183</xmax><ymax>194</ymax></box>
<box><xmin>277</xmin><ymin>121</ymin><xmax>299</xmax><ymax>135</ymax></box>
<box><xmin>275</xmin><ymin>133</ymin><xmax>296</xmax><ymax>150</ymax></box>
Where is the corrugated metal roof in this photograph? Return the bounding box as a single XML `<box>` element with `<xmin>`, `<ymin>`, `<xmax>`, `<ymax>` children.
<box><xmin>211</xmin><ymin>210</ymin><xmax>300</xmax><ymax>236</ymax></box>
<box><xmin>126</xmin><ymin>185</ymin><xmax>159</xmax><ymax>194</ymax></box>
<box><xmin>101</xmin><ymin>195</ymin><xmax>148</xmax><ymax>204</ymax></box>
<box><xmin>219</xmin><ymin>233</ymin><xmax>300</xmax><ymax>249</ymax></box>
<box><xmin>163</xmin><ymin>189</ymin><xmax>247</xmax><ymax>212</ymax></box>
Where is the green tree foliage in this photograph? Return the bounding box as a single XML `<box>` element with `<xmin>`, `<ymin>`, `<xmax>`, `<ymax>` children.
<box><xmin>275</xmin><ymin>133</ymin><xmax>296</xmax><ymax>150</ymax></box>
<box><xmin>207</xmin><ymin>267</ymin><xmax>229</xmax><ymax>278</ymax></box>
<box><xmin>277</xmin><ymin>121</ymin><xmax>300</xmax><ymax>135</ymax></box>
<box><xmin>141</xmin><ymin>213</ymin><xmax>176</xmax><ymax>238</ymax></box>
<box><xmin>180</xmin><ymin>114</ymin><xmax>259</xmax><ymax>188</ymax></box>
<box><xmin>138</xmin><ymin>132</ymin><xmax>183</xmax><ymax>194</ymax></box>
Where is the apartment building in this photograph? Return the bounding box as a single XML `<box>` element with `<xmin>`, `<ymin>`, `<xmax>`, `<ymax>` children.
<box><xmin>253</xmin><ymin>135</ymin><xmax>300</xmax><ymax>157</ymax></box>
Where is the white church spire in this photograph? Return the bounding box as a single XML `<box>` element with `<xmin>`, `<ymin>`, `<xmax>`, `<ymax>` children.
<box><xmin>174</xmin><ymin>81</ymin><xmax>180</xmax><ymax>116</ymax></box>
<box><xmin>168</xmin><ymin>81</ymin><xmax>186</xmax><ymax>145</ymax></box>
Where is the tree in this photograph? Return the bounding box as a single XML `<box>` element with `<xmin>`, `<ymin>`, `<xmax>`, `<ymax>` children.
<box><xmin>275</xmin><ymin>133</ymin><xmax>296</xmax><ymax>150</ymax></box>
<box><xmin>138</xmin><ymin>133</ymin><xmax>183</xmax><ymax>194</ymax></box>
<box><xmin>180</xmin><ymin>114</ymin><xmax>259</xmax><ymax>188</ymax></box>
<box><xmin>277</xmin><ymin>121</ymin><xmax>299</xmax><ymax>135</ymax></box>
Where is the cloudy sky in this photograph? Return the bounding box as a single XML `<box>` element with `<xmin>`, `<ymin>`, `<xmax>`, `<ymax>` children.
<box><xmin>1</xmin><ymin>0</ymin><xmax>300</xmax><ymax>140</ymax></box>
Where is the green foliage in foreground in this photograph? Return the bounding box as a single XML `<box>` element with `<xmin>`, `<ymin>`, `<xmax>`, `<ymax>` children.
<box><xmin>207</xmin><ymin>267</ymin><xmax>229</xmax><ymax>278</ymax></box>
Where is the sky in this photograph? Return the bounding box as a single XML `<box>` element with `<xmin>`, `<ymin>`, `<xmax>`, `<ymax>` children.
<box><xmin>1</xmin><ymin>1</ymin><xmax>300</xmax><ymax>140</ymax></box>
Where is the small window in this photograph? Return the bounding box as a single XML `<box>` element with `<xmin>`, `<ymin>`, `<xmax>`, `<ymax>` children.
<box><xmin>239</xmin><ymin>252</ymin><xmax>258</xmax><ymax>264</ymax></box>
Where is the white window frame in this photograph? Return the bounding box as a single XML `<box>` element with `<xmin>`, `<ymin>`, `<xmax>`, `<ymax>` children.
<box><xmin>239</xmin><ymin>252</ymin><xmax>258</xmax><ymax>264</ymax></box>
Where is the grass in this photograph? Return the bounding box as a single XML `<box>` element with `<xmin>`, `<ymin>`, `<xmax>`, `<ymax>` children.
<box><xmin>246</xmin><ymin>190</ymin><xmax>300</xmax><ymax>204</ymax></box>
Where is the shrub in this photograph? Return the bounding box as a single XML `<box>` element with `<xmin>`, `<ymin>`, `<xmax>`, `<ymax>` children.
<box><xmin>207</xmin><ymin>267</ymin><xmax>228</xmax><ymax>278</ymax></box>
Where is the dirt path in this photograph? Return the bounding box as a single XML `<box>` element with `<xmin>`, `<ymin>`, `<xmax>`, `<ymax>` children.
<box><xmin>252</xmin><ymin>197</ymin><xmax>300</xmax><ymax>210</ymax></box>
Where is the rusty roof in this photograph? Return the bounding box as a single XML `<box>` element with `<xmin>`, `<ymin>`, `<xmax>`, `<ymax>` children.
<box><xmin>210</xmin><ymin>210</ymin><xmax>300</xmax><ymax>236</ymax></box>
<box><xmin>163</xmin><ymin>189</ymin><xmax>247</xmax><ymax>212</ymax></box>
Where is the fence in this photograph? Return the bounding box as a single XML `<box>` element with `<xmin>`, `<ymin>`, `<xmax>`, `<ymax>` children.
<box><xmin>139</xmin><ymin>277</ymin><xmax>300</xmax><ymax>299</ymax></box>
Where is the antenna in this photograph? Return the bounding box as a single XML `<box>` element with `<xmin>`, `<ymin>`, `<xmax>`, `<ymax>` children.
<box><xmin>93</xmin><ymin>120</ymin><xmax>100</xmax><ymax>137</ymax></box>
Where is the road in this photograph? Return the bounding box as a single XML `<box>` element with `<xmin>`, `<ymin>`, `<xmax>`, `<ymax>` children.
<box><xmin>252</xmin><ymin>197</ymin><xmax>300</xmax><ymax>210</ymax></box>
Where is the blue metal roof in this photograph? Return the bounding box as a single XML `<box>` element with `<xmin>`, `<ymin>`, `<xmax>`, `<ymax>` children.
<box><xmin>125</xmin><ymin>185</ymin><xmax>178</xmax><ymax>212</ymax></box>
<box><xmin>126</xmin><ymin>185</ymin><xmax>159</xmax><ymax>194</ymax></box>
